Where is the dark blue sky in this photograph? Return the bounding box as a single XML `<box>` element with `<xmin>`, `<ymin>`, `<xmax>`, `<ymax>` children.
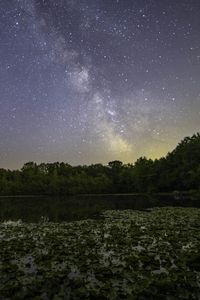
<box><xmin>0</xmin><ymin>0</ymin><xmax>200</xmax><ymax>169</ymax></box>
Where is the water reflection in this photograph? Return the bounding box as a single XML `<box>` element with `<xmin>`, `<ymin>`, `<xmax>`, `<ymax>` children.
<box><xmin>0</xmin><ymin>194</ymin><xmax>199</xmax><ymax>223</ymax></box>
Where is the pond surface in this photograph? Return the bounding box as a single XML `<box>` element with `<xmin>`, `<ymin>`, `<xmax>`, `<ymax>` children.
<box><xmin>1</xmin><ymin>207</ymin><xmax>200</xmax><ymax>299</ymax></box>
<box><xmin>0</xmin><ymin>194</ymin><xmax>199</xmax><ymax>223</ymax></box>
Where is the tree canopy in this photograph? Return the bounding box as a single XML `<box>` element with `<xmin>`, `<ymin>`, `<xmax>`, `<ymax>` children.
<box><xmin>0</xmin><ymin>133</ymin><xmax>200</xmax><ymax>195</ymax></box>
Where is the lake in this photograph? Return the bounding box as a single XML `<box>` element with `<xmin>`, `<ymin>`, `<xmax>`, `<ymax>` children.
<box><xmin>1</xmin><ymin>196</ymin><xmax>200</xmax><ymax>299</ymax></box>
<box><xmin>0</xmin><ymin>194</ymin><xmax>199</xmax><ymax>222</ymax></box>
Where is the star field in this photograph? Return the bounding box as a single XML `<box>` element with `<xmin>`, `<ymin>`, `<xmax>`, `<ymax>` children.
<box><xmin>0</xmin><ymin>0</ymin><xmax>200</xmax><ymax>169</ymax></box>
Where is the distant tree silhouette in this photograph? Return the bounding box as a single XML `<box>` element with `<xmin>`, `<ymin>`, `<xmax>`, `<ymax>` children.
<box><xmin>0</xmin><ymin>133</ymin><xmax>199</xmax><ymax>195</ymax></box>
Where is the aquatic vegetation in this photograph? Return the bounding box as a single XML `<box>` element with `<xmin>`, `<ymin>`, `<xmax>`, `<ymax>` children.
<box><xmin>0</xmin><ymin>207</ymin><xmax>200</xmax><ymax>299</ymax></box>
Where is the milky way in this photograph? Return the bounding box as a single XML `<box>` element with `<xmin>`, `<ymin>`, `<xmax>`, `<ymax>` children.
<box><xmin>0</xmin><ymin>0</ymin><xmax>200</xmax><ymax>169</ymax></box>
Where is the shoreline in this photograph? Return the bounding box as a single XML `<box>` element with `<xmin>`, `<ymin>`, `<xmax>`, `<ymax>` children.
<box><xmin>0</xmin><ymin>191</ymin><xmax>197</xmax><ymax>198</ymax></box>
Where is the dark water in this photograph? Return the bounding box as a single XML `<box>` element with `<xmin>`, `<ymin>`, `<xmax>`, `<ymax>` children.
<box><xmin>0</xmin><ymin>194</ymin><xmax>199</xmax><ymax>222</ymax></box>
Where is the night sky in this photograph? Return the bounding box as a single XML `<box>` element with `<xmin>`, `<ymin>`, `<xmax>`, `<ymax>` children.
<box><xmin>0</xmin><ymin>0</ymin><xmax>200</xmax><ymax>169</ymax></box>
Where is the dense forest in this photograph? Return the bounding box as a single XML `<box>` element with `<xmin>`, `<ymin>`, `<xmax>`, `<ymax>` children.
<box><xmin>0</xmin><ymin>133</ymin><xmax>200</xmax><ymax>196</ymax></box>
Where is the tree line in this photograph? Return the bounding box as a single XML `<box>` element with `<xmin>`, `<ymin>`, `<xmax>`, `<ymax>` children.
<box><xmin>0</xmin><ymin>133</ymin><xmax>200</xmax><ymax>196</ymax></box>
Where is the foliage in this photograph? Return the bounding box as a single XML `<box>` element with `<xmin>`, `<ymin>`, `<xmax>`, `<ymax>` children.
<box><xmin>0</xmin><ymin>133</ymin><xmax>200</xmax><ymax>195</ymax></box>
<box><xmin>0</xmin><ymin>207</ymin><xmax>200</xmax><ymax>299</ymax></box>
